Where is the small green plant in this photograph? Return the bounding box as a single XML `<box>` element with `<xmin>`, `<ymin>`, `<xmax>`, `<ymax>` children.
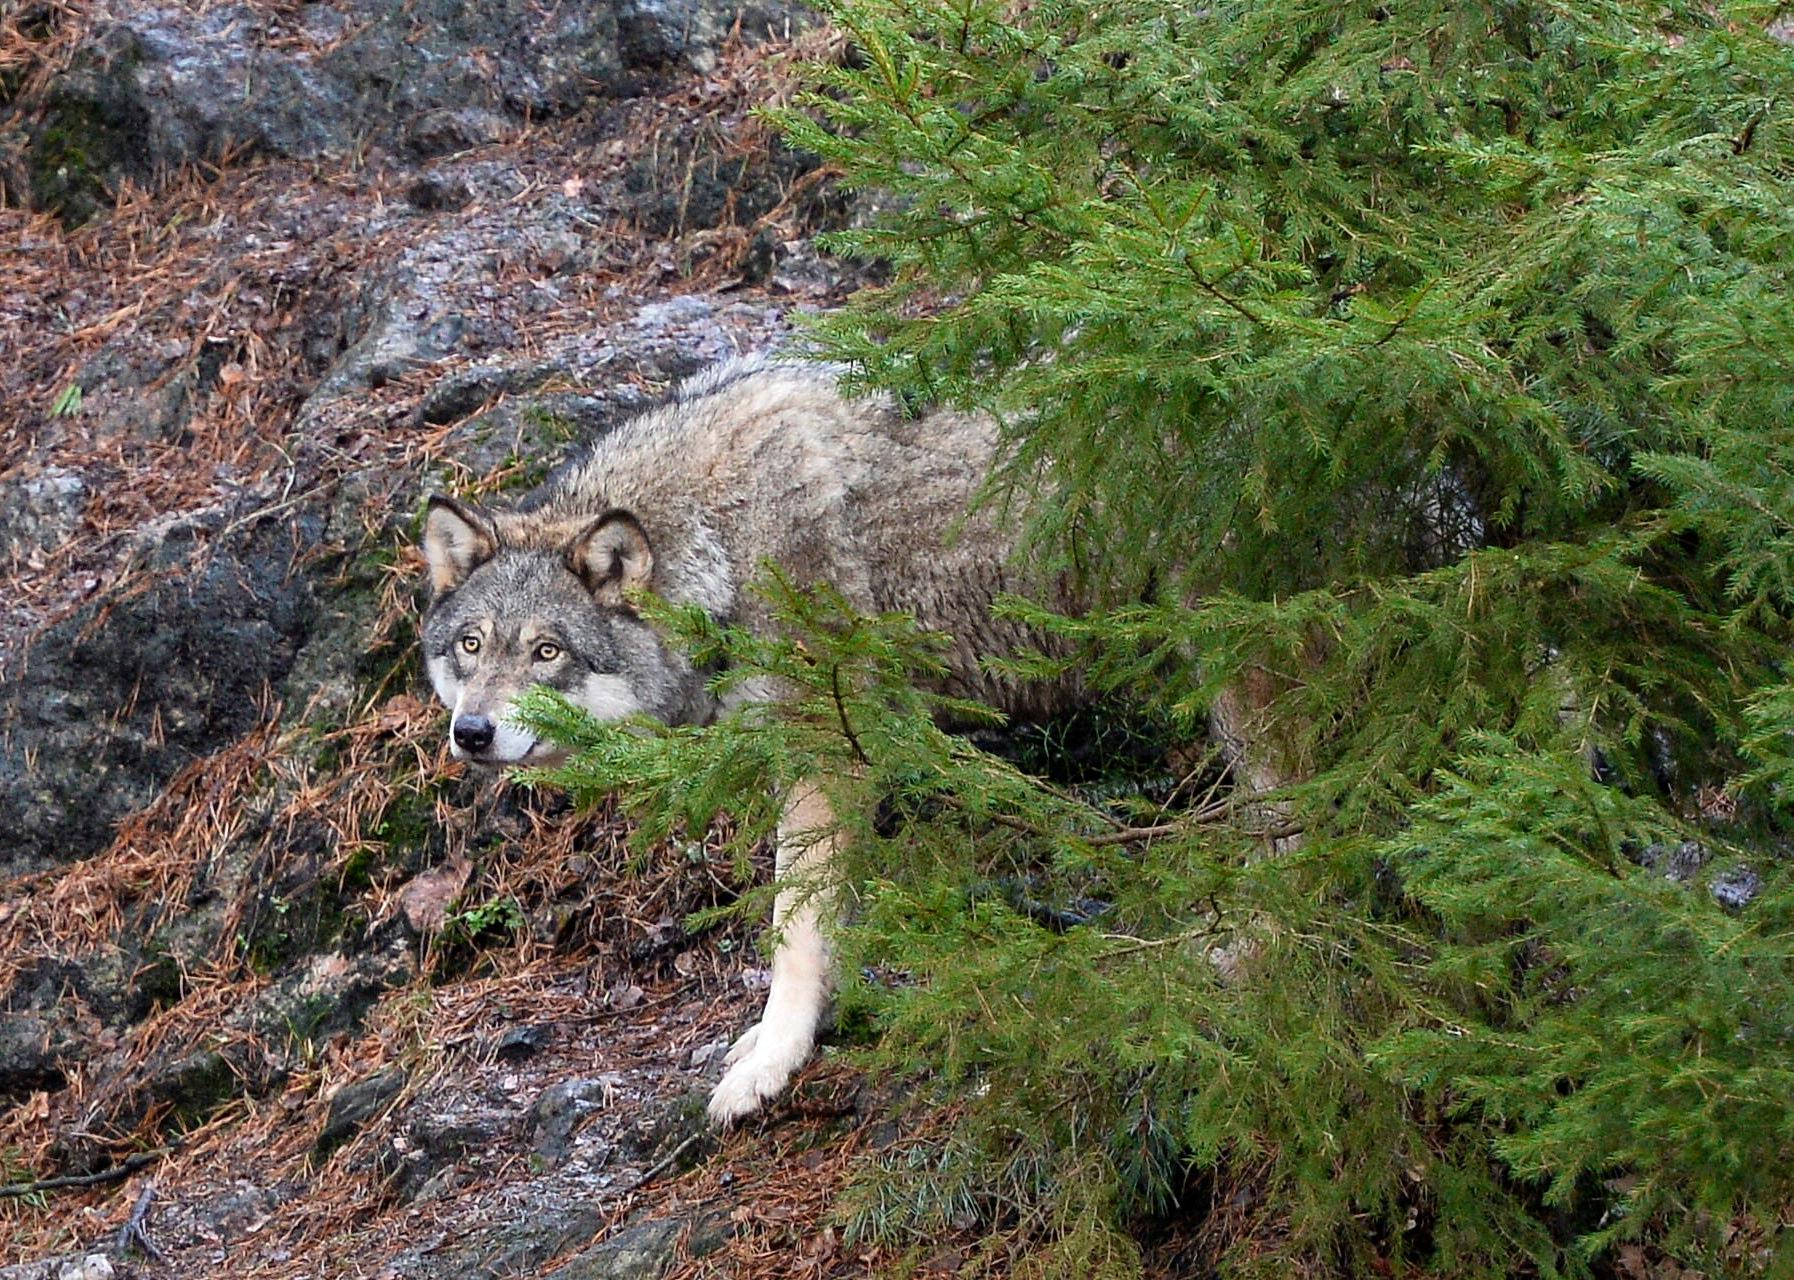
<box><xmin>280</xmin><ymin>992</ymin><xmax>343</xmax><ymax>1066</ymax></box>
<box><xmin>47</xmin><ymin>383</ymin><xmax>82</xmax><ymax>417</ymax></box>
<box><xmin>442</xmin><ymin>894</ymin><xmax>526</xmax><ymax>946</ymax></box>
<box><xmin>0</xmin><ymin>1146</ymin><xmax>47</xmax><ymax>1208</ymax></box>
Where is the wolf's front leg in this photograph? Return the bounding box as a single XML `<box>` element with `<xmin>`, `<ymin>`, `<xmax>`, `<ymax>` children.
<box><xmin>707</xmin><ymin>781</ymin><xmax>839</xmax><ymax>1126</ymax></box>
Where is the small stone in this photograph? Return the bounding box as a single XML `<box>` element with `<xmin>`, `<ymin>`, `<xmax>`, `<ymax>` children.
<box><xmin>1711</xmin><ymin>864</ymin><xmax>1762</xmax><ymax>913</ymax></box>
<box><xmin>405</xmin><ymin>174</ymin><xmax>473</xmax><ymax>213</ymax></box>
<box><xmin>687</xmin><ymin>1037</ymin><xmax>730</xmax><ymax>1069</ymax></box>
<box><xmin>316</xmin><ymin>1065</ymin><xmax>407</xmax><ymax>1159</ymax></box>
<box><xmin>56</xmin><ymin>1258</ymin><xmax>114</xmax><ymax>1280</ymax></box>
<box><xmin>495</xmin><ymin>1023</ymin><xmax>552</xmax><ymax>1060</ymax></box>
<box><xmin>410</xmin><ymin>1164</ymin><xmax>462</xmax><ymax>1203</ymax></box>
<box><xmin>1635</xmin><ymin>839</ymin><xmax>1707</xmax><ymax>882</ymax></box>
<box><xmin>528</xmin><ymin>1076</ymin><xmax>622</xmax><ymax>1164</ymax></box>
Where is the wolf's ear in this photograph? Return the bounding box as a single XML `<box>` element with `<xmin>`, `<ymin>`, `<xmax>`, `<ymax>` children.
<box><xmin>567</xmin><ymin>509</ymin><xmax>654</xmax><ymax>607</ymax></box>
<box><xmin>422</xmin><ymin>495</ymin><xmax>497</xmax><ymax>595</ymax></box>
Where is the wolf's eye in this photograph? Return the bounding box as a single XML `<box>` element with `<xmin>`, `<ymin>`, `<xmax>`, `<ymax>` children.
<box><xmin>533</xmin><ymin>642</ymin><xmax>562</xmax><ymax>663</ymax></box>
<box><xmin>459</xmin><ymin>634</ymin><xmax>481</xmax><ymax>655</ymax></box>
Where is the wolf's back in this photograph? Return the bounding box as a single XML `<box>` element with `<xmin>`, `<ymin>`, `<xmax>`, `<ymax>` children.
<box><xmin>534</xmin><ymin>357</ymin><xmax>1075</xmax><ymax>718</ymax></box>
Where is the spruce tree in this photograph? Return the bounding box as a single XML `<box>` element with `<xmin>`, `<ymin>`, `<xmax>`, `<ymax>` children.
<box><xmin>529</xmin><ymin>2</ymin><xmax>1794</xmax><ymax>1274</ymax></box>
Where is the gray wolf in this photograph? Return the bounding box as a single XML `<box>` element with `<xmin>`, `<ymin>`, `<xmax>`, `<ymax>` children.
<box><xmin>419</xmin><ymin>356</ymin><xmax>1077</xmax><ymax>1124</ymax></box>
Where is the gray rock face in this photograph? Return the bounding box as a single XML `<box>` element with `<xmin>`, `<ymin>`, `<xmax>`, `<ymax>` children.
<box><xmin>0</xmin><ymin>1256</ymin><xmax>115</xmax><ymax>1280</ymax></box>
<box><xmin>544</xmin><ymin>1218</ymin><xmax>683</xmax><ymax>1280</ymax></box>
<box><xmin>1710</xmin><ymin>863</ymin><xmax>1763</xmax><ymax>912</ymax></box>
<box><xmin>434</xmin><ymin>1202</ymin><xmax>611</xmax><ymax>1280</ymax></box>
<box><xmin>1633</xmin><ymin>841</ymin><xmax>1765</xmax><ymax>912</ymax></box>
<box><xmin>24</xmin><ymin>0</ymin><xmax>805</xmax><ymax>221</ymax></box>
<box><xmin>1636</xmin><ymin>839</ymin><xmax>1709</xmax><ymax>882</ymax></box>
<box><xmin>623</xmin><ymin>134</ymin><xmax>835</xmax><ymax>238</ymax></box>
<box><xmin>386</xmin><ymin>1106</ymin><xmax>513</xmax><ymax>1203</ymax></box>
<box><xmin>0</xmin><ymin>1014</ymin><xmax>73</xmax><ymax>1100</ymax></box>
<box><xmin>617</xmin><ymin>0</ymin><xmax>793</xmax><ymax>73</ymax></box>
<box><xmin>0</xmin><ymin>514</ymin><xmax>322</xmax><ymax>878</ymax></box>
<box><xmin>0</xmin><ymin>948</ymin><xmax>142</xmax><ymax>1102</ymax></box>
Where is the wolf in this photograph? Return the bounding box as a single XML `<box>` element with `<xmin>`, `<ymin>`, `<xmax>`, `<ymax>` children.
<box><xmin>419</xmin><ymin>356</ymin><xmax>1081</xmax><ymax>1125</ymax></box>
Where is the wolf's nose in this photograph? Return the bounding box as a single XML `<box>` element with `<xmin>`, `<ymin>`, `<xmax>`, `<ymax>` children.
<box><xmin>452</xmin><ymin>714</ymin><xmax>495</xmax><ymax>753</ymax></box>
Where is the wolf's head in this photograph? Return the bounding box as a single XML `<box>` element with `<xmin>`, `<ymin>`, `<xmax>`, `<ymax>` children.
<box><xmin>418</xmin><ymin>495</ymin><xmax>706</xmax><ymax>766</ymax></box>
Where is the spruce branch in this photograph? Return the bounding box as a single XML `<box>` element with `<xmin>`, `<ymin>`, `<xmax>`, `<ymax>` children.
<box><xmin>830</xmin><ymin>661</ymin><xmax>872</xmax><ymax>767</ymax></box>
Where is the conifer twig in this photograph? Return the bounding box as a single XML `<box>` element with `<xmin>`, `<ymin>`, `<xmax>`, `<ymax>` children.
<box><xmin>972</xmin><ymin>795</ymin><xmax>1295</xmax><ymax>847</ymax></box>
<box><xmin>1099</xmin><ymin>915</ymin><xmax>1227</xmax><ymax>958</ymax></box>
<box><xmin>829</xmin><ymin>663</ymin><xmax>871</xmax><ymax>766</ymax></box>
<box><xmin>0</xmin><ymin>1149</ymin><xmax>170</xmax><ymax>1198</ymax></box>
<box><xmin>116</xmin><ymin>1182</ymin><xmax>170</xmax><ymax>1264</ymax></box>
<box><xmin>628</xmin><ymin>1133</ymin><xmax>703</xmax><ymax>1192</ymax></box>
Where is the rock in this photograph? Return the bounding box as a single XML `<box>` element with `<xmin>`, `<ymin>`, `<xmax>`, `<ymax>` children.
<box><xmin>404</xmin><ymin>172</ymin><xmax>475</xmax><ymax>213</ymax></box>
<box><xmin>388</xmin><ymin>1106</ymin><xmax>511</xmax><ymax>1203</ymax></box>
<box><xmin>0</xmin><ymin>950</ymin><xmax>143</xmax><ymax>1102</ymax></box>
<box><xmin>494</xmin><ymin>1024</ymin><xmax>553</xmax><ymax>1061</ymax></box>
<box><xmin>30</xmin><ymin>8</ymin><xmax>342</xmax><ymax>223</ymax></box>
<box><xmin>454</xmin><ymin>1203</ymin><xmax>609</xmax><ymax>1279</ymax></box>
<box><xmin>0</xmin><ymin>467</ymin><xmax>87</xmax><ymax>565</ymax></box>
<box><xmin>317</xmin><ymin>1065</ymin><xmax>409</xmax><ymax>1159</ymax></box>
<box><xmin>0</xmin><ymin>1015</ymin><xmax>71</xmax><ymax>1101</ymax></box>
<box><xmin>622</xmin><ymin>1091</ymin><xmax>713</xmax><ymax>1165</ymax></box>
<box><xmin>398</xmin><ymin>856</ymin><xmax>475</xmax><ymax>934</ymax></box>
<box><xmin>1711</xmin><ymin>864</ymin><xmax>1762</xmax><ymax>913</ymax></box>
<box><xmin>404</xmin><ymin>107</ymin><xmax>515</xmax><ymax>159</ymax></box>
<box><xmin>0</xmin><ymin>1257</ymin><xmax>111</xmax><ymax>1280</ymax></box>
<box><xmin>55</xmin><ymin>1258</ymin><xmax>113</xmax><ymax>1280</ymax></box>
<box><xmin>544</xmin><ymin>1218</ymin><xmax>682</xmax><ymax>1280</ymax></box>
<box><xmin>417</xmin><ymin>361</ymin><xmax>572</xmax><ymax>426</ymax></box>
<box><xmin>527</xmin><ymin>1076</ymin><xmax>623</xmax><ymax>1164</ymax></box>
<box><xmin>194</xmin><ymin>1182</ymin><xmax>283</xmax><ymax>1244</ymax></box>
<box><xmin>617</xmin><ymin>0</ymin><xmax>806</xmax><ymax>74</ymax></box>
<box><xmin>684</xmin><ymin>1207</ymin><xmax>737</xmax><ymax>1259</ymax></box>
<box><xmin>25</xmin><ymin>0</ymin><xmax>613</xmax><ymax>219</ymax></box>
<box><xmin>623</xmin><ymin>135</ymin><xmax>830</xmax><ymax>239</ymax></box>
<box><xmin>1635</xmin><ymin>839</ymin><xmax>1708</xmax><ymax>882</ymax></box>
<box><xmin>687</xmin><ymin>1037</ymin><xmax>731</xmax><ymax>1069</ymax></box>
<box><xmin>739</xmin><ymin>226</ymin><xmax>781</xmax><ymax>283</ymax></box>
<box><xmin>1634</xmin><ymin>843</ymin><xmax>1764</xmax><ymax>912</ymax></box>
<box><xmin>23</xmin><ymin>0</ymin><xmax>809</xmax><ymax>219</ymax></box>
<box><xmin>145</xmin><ymin>1049</ymin><xmax>241</xmax><ymax>1122</ymax></box>
<box><xmin>8</xmin><ymin>950</ymin><xmax>136</xmax><ymax>1026</ymax></box>
<box><xmin>0</xmin><ymin>514</ymin><xmax>321</xmax><ymax>876</ymax></box>
<box><xmin>248</xmin><ymin>944</ymin><xmax>417</xmax><ymax>1049</ymax></box>
<box><xmin>305</xmin><ymin>254</ymin><xmax>485</xmax><ymax>402</ymax></box>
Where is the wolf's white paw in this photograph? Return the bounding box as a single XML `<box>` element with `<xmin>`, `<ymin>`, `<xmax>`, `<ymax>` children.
<box><xmin>721</xmin><ymin>1023</ymin><xmax>761</xmax><ymax>1068</ymax></box>
<box><xmin>706</xmin><ymin>1023</ymin><xmax>809</xmax><ymax>1126</ymax></box>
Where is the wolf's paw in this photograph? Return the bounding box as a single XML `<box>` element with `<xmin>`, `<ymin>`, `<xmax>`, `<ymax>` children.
<box><xmin>721</xmin><ymin>1023</ymin><xmax>761</xmax><ymax>1068</ymax></box>
<box><xmin>706</xmin><ymin>1024</ymin><xmax>809</xmax><ymax>1126</ymax></box>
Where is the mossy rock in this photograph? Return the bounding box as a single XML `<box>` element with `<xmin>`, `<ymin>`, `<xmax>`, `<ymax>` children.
<box><xmin>28</xmin><ymin>30</ymin><xmax>150</xmax><ymax>225</ymax></box>
<box><xmin>148</xmin><ymin>1049</ymin><xmax>241</xmax><ymax>1124</ymax></box>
